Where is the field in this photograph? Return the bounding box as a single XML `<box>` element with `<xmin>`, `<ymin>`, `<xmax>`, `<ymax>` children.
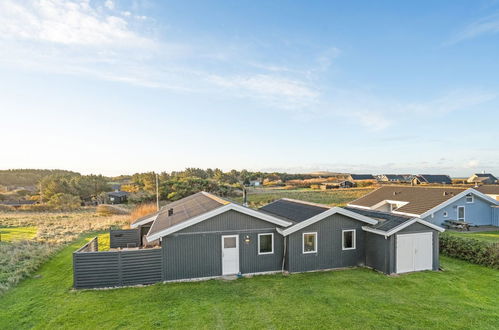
<box><xmin>446</xmin><ymin>230</ymin><xmax>499</xmax><ymax>244</ymax></box>
<box><xmin>0</xmin><ymin>234</ymin><xmax>498</xmax><ymax>329</ymax></box>
<box><xmin>234</xmin><ymin>187</ymin><xmax>374</xmax><ymax>208</ymax></box>
<box><xmin>0</xmin><ymin>210</ymin><xmax>128</xmax><ymax>294</ymax></box>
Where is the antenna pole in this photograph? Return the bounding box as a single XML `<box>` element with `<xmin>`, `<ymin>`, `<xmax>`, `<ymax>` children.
<box><xmin>156</xmin><ymin>173</ymin><xmax>160</xmax><ymax>211</ymax></box>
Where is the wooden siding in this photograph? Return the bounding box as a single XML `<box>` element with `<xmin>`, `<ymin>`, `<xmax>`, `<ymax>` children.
<box><xmin>493</xmin><ymin>207</ymin><xmax>499</xmax><ymax>226</ymax></box>
<box><xmin>110</xmin><ymin>229</ymin><xmax>140</xmax><ymax>248</ymax></box>
<box><xmin>73</xmin><ymin>248</ymin><xmax>162</xmax><ymax>289</ymax></box>
<box><xmin>162</xmin><ymin>210</ymin><xmax>285</xmax><ymax>281</ymax></box>
<box><xmin>286</xmin><ymin>213</ymin><xmax>367</xmax><ymax>273</ymax></box>
<box><xmin>365</xmin><ymin>232</ymin><xmax>389</xmax><ymax>274</ymax></box>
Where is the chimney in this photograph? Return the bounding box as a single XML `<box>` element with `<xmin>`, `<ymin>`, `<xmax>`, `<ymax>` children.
<box><xmin>168</xmin><ymin>208</ymin><xmax>173</xmax><ymax>216</ymax></box>
<box><xmin>243</xmin><ymin>188</ymin><xmax>248</xmax><ymax>207</ymax></box>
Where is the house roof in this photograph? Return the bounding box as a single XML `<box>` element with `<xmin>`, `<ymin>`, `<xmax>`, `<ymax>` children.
<box><xmin>107</xmin><ymin>191</ymin><xmax>129</xmax><ymax>197</ymax></box>
<box><xmin>343</xmin><ymin>206</ymin><xmax>412</xmax><ymax>232</ymax></box>
<box><xmin>146</xmin><ymin>192</ymin><xmax>293</xmax><ymax>241</ymax></box>
<box><xmin>131</xmin><ymin>211</ymin><xmax>159</xmax><ymax>227</ymax></box>
<box><xmin>475</xmin><ymin>185</ymin><xmax>499</xmax><ymax>195</ymax></box>
<box><xmin>350</xmin><ymin>174</ymin><xmax>375</xmax><ymax>180</ymax></box>
<box><xmin>471</xmin><ymin>173</ymin><xmax>497</xmax><ymax>181</ymax></box>
<box><xmin>259</xmin><ymin>198</ymin><xmax>330</xmax><ymax>223</ymax></box>
<box><xmin>414</xmin><ymin>174</ymin><xmax>452</xmax><ymax>184</ymax></box>
<box><xmin>347</xmin><ymin>186</ymin><xmax>467</xmax><ymax>216</ymax></box>
<box><xmin>147</xmin><ymin>192</ymin><xmax>229</xmax><ymax>238</ymax></box>
<box><xmin>380</xmin><ymin>174</ymin><xmax>407</xmax><ymax>181</ymax></box>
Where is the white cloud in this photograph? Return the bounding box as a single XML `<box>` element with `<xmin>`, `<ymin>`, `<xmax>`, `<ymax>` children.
<box><xmin>104</xmin><ymin>0</ymin><xmax>115</xmax><ymax>10</ymax></box>
<box><xmin>0</xmin><ymin>0</ymin><xmax>150</xmax><ymax>46</ymax></box>
<box><xmin>208</xmin><ymin>74</ymin><xmax>319</xmax><ymax>108</ymax></box>
<box><xmin>465</xmin><ymin>160</ymin><xmax>480</xmax><ymax>168</ymax></box>
<box><xmin>447</xmin><ymin>13</ymin><xmax>499</xmax><ymax>45</ymax></box>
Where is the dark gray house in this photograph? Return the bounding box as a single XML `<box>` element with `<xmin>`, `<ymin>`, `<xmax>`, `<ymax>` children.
<box><xmin>412</xmin><ymin>174</ymin><xmax>452</xmax><ymax>185</ymax></box>
<box><xmin>73</xmin><ymin>192</ymin><xmax>444</xmax><ymax>289</ymax></box>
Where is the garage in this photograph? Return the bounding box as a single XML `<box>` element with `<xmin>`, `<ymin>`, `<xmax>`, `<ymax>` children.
<box><xmin>396</xmin><ymin>232</ymin><xmax>433</xmax><ymax>273</ymax></box>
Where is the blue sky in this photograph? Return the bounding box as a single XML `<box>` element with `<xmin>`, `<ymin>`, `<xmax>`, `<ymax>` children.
<box><xmin>1</xmin><ymin>0</ymin><xmax>498</xmax><ymax>176</ymax></box>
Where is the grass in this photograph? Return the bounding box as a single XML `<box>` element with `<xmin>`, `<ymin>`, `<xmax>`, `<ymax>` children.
<box><xmin>446</xmin><ymin>231</ymin><xmax>499</xmax><ymax>244</ymax></box>
<box><xmin>0</xmin><ymin>235</ymin><xmax>498</xmax><ymax>329</ymax></box>
<box><xmin>0</xmin><ymin>211</ymin><xmax>129</xmax><ymax>294</ymax></box>
<box><xmin>0</xmin><ymin>226</ymin><xmax>37</xmax><ymax>242</ymax></box>
<box><xmin>235</xmin><ymin>188</ymin><xmax>374</xmax><ymax>208</ymax></box>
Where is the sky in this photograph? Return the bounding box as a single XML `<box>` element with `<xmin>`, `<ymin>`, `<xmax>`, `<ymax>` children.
<box><xmin>0</xmin><ymin>0</ymin><xmax>498</xmax><ymax>177</ymax></box>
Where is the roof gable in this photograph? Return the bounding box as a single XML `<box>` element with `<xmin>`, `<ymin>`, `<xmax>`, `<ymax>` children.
<box><xmin>416</xmin><ymin>174</ymin><xmax>452</xmax><ymax>184</ymax></box>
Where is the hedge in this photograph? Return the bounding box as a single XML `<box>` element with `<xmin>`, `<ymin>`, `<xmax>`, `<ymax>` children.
<box><xmin>440</xmin><ymin>233</ymin><xmax>499</xmax><ymax>269</ymax></box>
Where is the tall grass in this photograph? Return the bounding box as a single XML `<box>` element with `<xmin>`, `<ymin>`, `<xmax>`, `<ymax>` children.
<box><xmin>0</xmin><ymin>211</ymin><xmax>129</xmax><ymax>294</ymax></box>
<box><xmin>130</xmin><ymin>203</ymin><xmax>158</xmax><ymax>223</ymax></box>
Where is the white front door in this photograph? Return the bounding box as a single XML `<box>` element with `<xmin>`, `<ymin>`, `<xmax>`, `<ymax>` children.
<box><xmin>396</xmin><ymin>232</ymin><xmax>433</xmax><ymax>273</ymax></box>
<box><xmin>457</xmin><ymin>206</ymin><xmax>465</xmax><ymax>221</ymax></box>
<box><xmin>221</xmin><ymin>235</ymin><xmax>239</xmax><ymax>275</ymax></box>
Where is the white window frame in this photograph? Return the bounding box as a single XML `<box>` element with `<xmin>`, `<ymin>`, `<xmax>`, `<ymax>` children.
<box><xmin>342</xmin><ymin>229</ymin><xmax>356</xmax><ymax>250</ymax></box>
<box><xmin>443</xmin><ymin>211</ymin><xmax>448</xmax><ymax>218</ymax></box>
<box><xmin>257</xmin><ymin>233</ymin><xmax>274</xmax><ymax>255</ymax></box>
<box><xmin>302</xmin><ymin>232</ymin><xmax>317</xmax><ymax>254</ymax></box>
<box><xmin>466</xmin><ymin>194</ymin><xmax>474</xmax><ymax>203</ymax></box>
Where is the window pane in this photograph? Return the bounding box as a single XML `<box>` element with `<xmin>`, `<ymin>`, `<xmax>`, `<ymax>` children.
<box><xmin>303</xmin><ymin>233</ymin><xmax>316</xmax><ymax>252</ymax></box>
<box><xmin>343</xmin><ymin>231</ymin><xmax>354</xmax><ymax>249</ymax></box>
<box><xmin>224</xmin><ymin>237</ymin><xmax>236</xmax><ymax>248</ymax></box>
<box><xmin>259</xmin><ymin>234</ymin><xmax>272</xmax><ymax>253</ymax></box>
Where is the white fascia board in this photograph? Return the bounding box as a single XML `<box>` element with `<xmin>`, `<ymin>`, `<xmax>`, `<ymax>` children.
<box><xmin>130</xmin><ymin>213</ymin><xmax>158</xmax><ymax>228</ymax></box>
<box><xmin>391</xmin><ymin>210</ymin><xmax>421</xmax><ymax>217</ymax></box>
<box><xmin>419</xmin><ymin>188</ymin><xmax>499</xmax><ymax>219</ymax></box>
<box><xmin>345</xmin><ymin>204</ymin><xmax>372</xmax><ymax>210</ymax></box>
<box><xmin>281</xmin><ymin>207</ymin><xmax>378</xmax><ymax>236</ymax></box>
<box><xmin>362</xmin><ymin>217</ymin><xmax>445</xmax><ymax>237</ymax></box>
<box><xmin>146</xmin><ymin>204</ymin><xmax>293</xmax><ymax>241</ymax></box>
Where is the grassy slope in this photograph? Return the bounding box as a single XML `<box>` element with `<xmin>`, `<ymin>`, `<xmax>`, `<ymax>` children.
<box><xmin>0</xmin><ymin>227</ymin><xmax>37</xmax><ymax>242</ymax></box>
<box><xmin>1</xmin><ymin>235</ymin><xmax>498</xmax><ymax>329</ymax></box>
<box><xmin>234</xmin><ymin>188</ymin><xmax>374</xmax><ymax>208</ymax></box>
<box><xmin>446</xmin><ymin>231</ymin><xmax>499</xmax><ymax>244</ymax></box>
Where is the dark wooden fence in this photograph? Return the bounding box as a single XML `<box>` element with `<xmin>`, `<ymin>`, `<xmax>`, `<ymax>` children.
<box><xmin>73</xmin><ymin>237</ymin><xmax>162</xmax><ymax>289</ymax></box>
<box><xmin>110</xmin><ymin>229</ymin><xmax>140</xmax><ymax>248</ymax></box>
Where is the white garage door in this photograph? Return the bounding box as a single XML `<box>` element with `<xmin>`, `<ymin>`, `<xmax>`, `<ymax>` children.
<box><xmin>396</xmin><ymin>232</ymin><xmax>433</xmax><ymax>274</ymax></box>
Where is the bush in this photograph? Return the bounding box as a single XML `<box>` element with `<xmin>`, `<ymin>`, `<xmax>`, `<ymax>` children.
<box><xmin>0</xmin><ymin>205</ymin><xmax>15</xmax><ymax>212</ymax></box>
<box><xmin>440</xmin><ymin>234</ymin><xmax>499</xmax><ymax>269</ymax></box>
<box><xmin>47</xmin><ymin>193</ymin><xmax>81</xmax><ymax>211</ymax></box>
<box><xmin>96</xmin><ymin>204</ymin><xmax>129</xmax><ymax>216</ymax></box>
<box><xmin>19</xmin><ymin>204</ymin><xmax>54</xmax><ymax>212</ymax></box>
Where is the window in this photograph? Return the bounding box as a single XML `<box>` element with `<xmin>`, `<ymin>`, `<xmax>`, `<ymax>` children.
<box><xmin>223</xmin><ymin>236</ymin><xmax>237</xmax><ymax>248</ymax></box>
<box><xmin>466</xmin><ymin>194</ymin><xmax>474</xmax><ymax>203</ymax></box>
<box><xmin>342</xmin><ymin>230</ymin><xmax>356</xmax><ymax>250</ymax></box>
<box><xmin>303</xmin><ymin>232</ymin><xmax>317</xmax><ymax>254</ymax></box>
<box><xmin>443</xmin><ymin>211</ymin><xmax>448</xmax><ymax>218</ymax></box>
<box><xmin>258</xmin><ymin>233</ymin><xmax>273</xmax><ymax>255</ymax></box>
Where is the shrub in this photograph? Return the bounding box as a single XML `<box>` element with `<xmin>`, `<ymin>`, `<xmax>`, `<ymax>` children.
<box><xmin>0</xmin><ymin>205</ymin><xmax>14</xmax><ymax>212</ymax></box>
<box><xmin>440</xmin><ymin>233</ymin><xmax>499</xmax><ymax>269</ymax></box>
<box><xmin>47</xmin><ymin>193</ymin><xmax>81</xmax><ymax>211</ymax></box>
<box><xmin>19</xmin><ymin>204</ymin><xmax>54</xmax><ymax>212</ymax></box>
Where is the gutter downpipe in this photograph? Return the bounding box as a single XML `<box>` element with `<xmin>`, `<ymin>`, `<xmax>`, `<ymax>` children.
<box><xmin>281</xmin><ymin>235</ymin><xmax>287</xmax><ymax>273</ymax></box>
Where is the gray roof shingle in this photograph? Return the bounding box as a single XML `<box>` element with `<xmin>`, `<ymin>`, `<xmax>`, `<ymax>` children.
<box><xmin>259</xmin><ymin>198</ymin><xmax>329</xmax><ymax>223</ymax></box>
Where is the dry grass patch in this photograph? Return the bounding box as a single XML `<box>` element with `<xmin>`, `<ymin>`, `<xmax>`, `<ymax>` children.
<box><xmin>0</xmin><ymin>210</ymin><xmax>129</xmax><ymax>294</ymax></box>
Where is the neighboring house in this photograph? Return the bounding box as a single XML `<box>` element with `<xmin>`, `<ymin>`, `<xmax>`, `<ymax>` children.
<box><xmin>377</xmin><ymin>174</ymin><xmax>409</xmax><ymax>183</ymax></box>
<box><xmin>347</xmin><ymin>186</ymin><xmax>499</xmax><ymax>227</ymax></box>
<box><xmin>412</xmin><ymin>174</ymin><xmax>452</xmax><ymax>185</ymax></box>
<box><xmin>107</xmin><ymin>191</ymin><xmax>129</xmax><ymax>204</ymax></box>
<box><xmin>320</xmin><ymin>180</ymin><xmax>355</xmax><ymax>190</ymax></box>
<box><xmin>73</xmin><ymin>192</ymin><xmax>445</xmax><ymax>289</ymax></box>
<box><xmin>348</xmin><ymin>174</ymin><xmax>376</xmax><ymax>181</ymax></box>
<box><xmin>475</xmin><ymin>185</ymin><xmax>499</xmax><ymax>201</ymax></box>
<box><xmin>467</xmin><ymin>173</ymin><xmax>498</xmax><ymax>185</ymax></box>
<box><xmin>248</xmin><ymin>180</ymin><xmax>261</xmax><ymax>187</ymax></box>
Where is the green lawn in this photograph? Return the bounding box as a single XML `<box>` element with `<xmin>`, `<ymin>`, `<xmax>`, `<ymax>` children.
<box><xmin>1</xmin><ymin>235</ymin><xmax>498</xmax><ymax>329</ymax></box>
<box><xmin>446</xmin><ymin>231</ymin><xmax>499</xmax><ymax>244</ymax></box>
<box><xmin>0</xmin><ymin>227</ymin><xmax>37</xmax><ymax>242</ymax></box>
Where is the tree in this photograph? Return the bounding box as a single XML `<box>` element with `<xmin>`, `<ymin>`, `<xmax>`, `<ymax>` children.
<box><xmin>47</xmin><ymin>193</ymin><xmax>81</xmax><ymax>210</ymax></box>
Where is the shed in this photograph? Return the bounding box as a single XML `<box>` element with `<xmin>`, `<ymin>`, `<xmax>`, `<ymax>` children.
<box><xmin>107</xmin><ymin>191</ymin><xmax>129</xmax><ymax>204</ymax></box>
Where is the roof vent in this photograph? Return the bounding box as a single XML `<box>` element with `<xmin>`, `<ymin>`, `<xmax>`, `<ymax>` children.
<box><xmin>168</xmin><ymin>208</ymin><xmax>174</xmax><ymax>216</ymax></box>
<box><xmin>393</xmin><ymin>191</ymin><xmax>400</xmax><ymax>195</ymax></box>
<box><xmin>443</xmin><ymin>192</ymin><xmax>447</xmax><ymax>196</ymax></box>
